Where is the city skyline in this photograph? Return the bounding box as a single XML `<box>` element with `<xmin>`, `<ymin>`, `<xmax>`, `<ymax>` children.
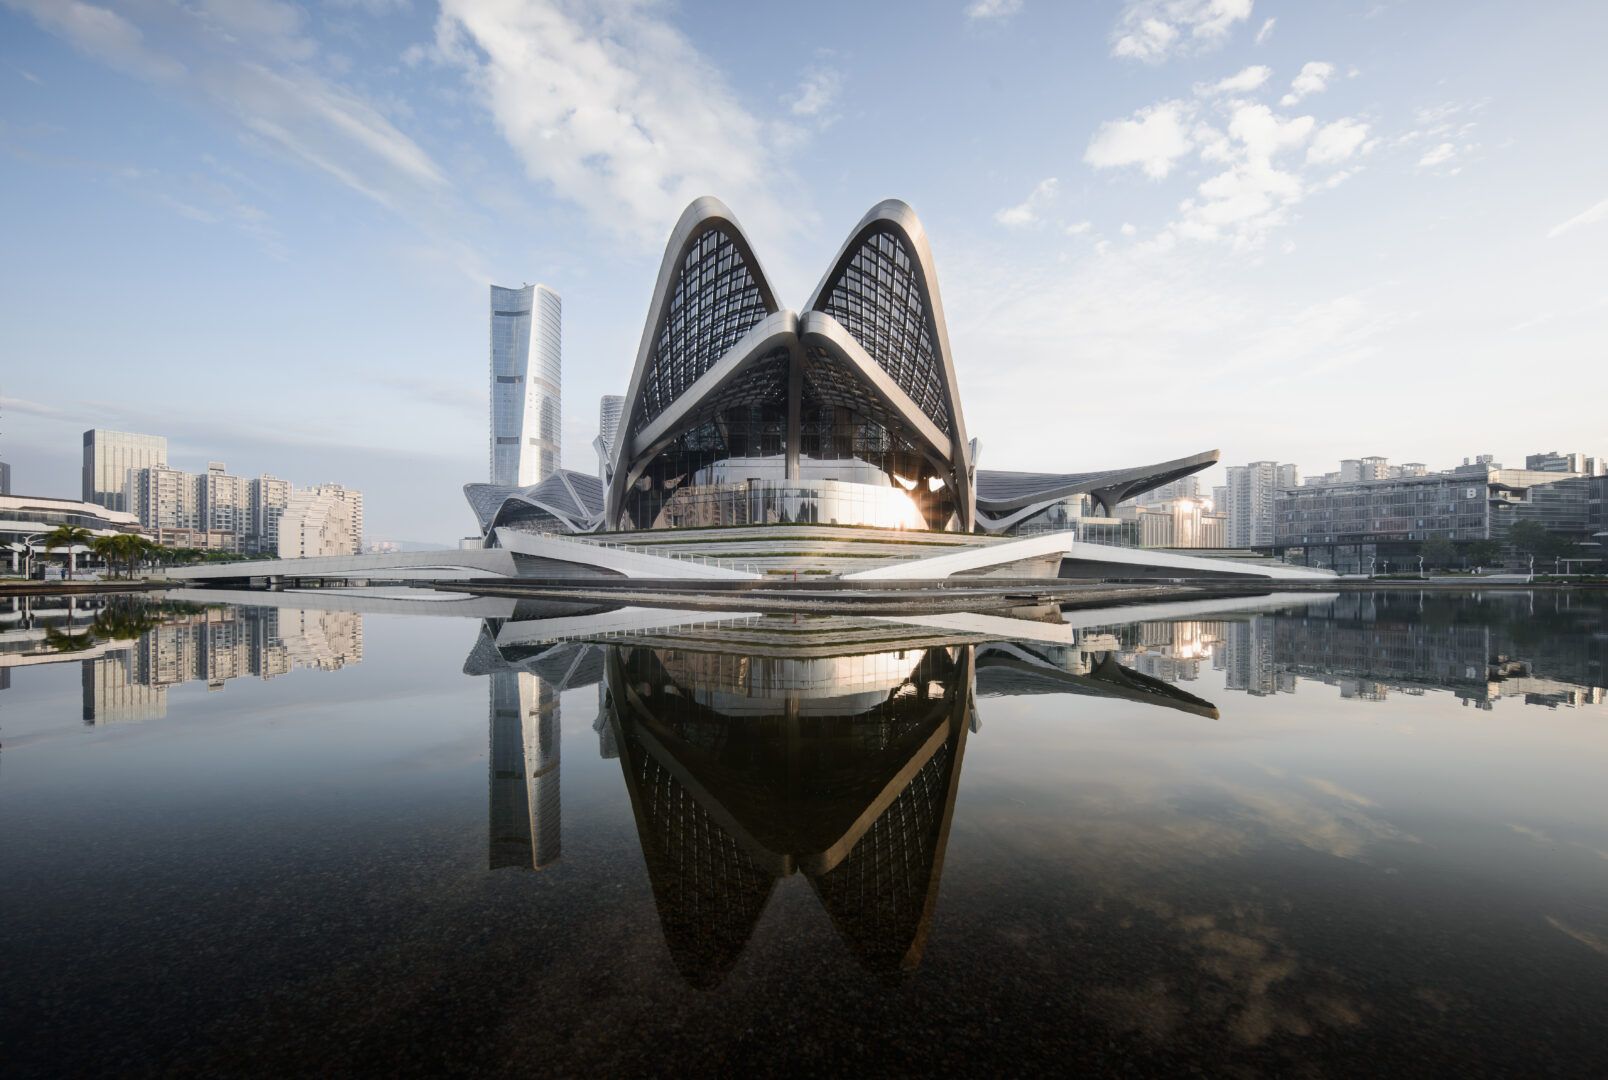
<box><xmin>2</xmin><ymin>1</ymin><xmax>1605</xmax><ymax>541</ymax></box>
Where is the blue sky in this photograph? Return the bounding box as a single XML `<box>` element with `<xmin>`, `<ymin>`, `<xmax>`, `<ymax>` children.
<box><xmin>2</xmin><ymin>0</ymin><xmax>1605</xmax><ymax>542</ymax></box>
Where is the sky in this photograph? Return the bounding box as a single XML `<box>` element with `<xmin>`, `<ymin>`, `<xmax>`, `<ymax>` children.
<box><xmin>2</xmin><ymin>0</ymin><xmax>1605</xmax><ymax>544</ymax></box>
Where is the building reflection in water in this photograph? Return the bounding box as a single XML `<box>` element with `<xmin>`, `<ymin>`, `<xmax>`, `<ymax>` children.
<box><xmin>466</xmin><ymin>627</ymin><xmax>604</xmax><ymax>873</ymax></box>
<box><xmin>467</xmin><ymin>613</ymin><xmax>1222</xmax><ymax>986</ymax></box>
<box><xmin>1093</xmin><ymin>592</ymin><xmax>1608</xmax><ymax>709</ymax></box>
<box><xmin>0</xmin><ymin>596</ymin><xmax>363</xmax><ymax>724</ymax></box>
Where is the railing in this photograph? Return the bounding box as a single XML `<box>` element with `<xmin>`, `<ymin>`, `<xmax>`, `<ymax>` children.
<box><xmin>519</xmin><ymin>613</ymin><xmax>764</xmax><ymax>645</ymax></box>
<box><xmin>523</xmin><ymin>529</ymin><xmax>759</xmax><ymax>575</ymax></box>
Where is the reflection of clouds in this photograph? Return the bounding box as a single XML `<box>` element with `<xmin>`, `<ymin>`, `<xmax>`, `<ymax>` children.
<box><xmin>1089</xmin><ymin>903</ymin><xmax>1366</xmax><ymax>1047</ymax></box>
<box><xmin>1508</xmin><ymin>823</ymin><xmax>1555</xmax><ymax>844</ymax></box>
<box><xmin>968</xmin><ymin>769</ymin><xmax>1417</xmax><ymax>1046</ymax></box>
<box><xmin>1220</xmin><ymin>782</ymin><xmax>1417</xmax><ymax>860</ymax></box>
<box><xmin>1303</xmin><ymin>775</ymin><xmax>1377</xmax><ymax>807</ymax></box>
<box><xmin>1545</xmin><ymin>917</ymin><xmax>1608</xmax><ymax>958</ymax></box>
<box><xmin>1508</xmin><ymin>822</ymin><xmax>1608</xmax><ymax>863</ymax></box>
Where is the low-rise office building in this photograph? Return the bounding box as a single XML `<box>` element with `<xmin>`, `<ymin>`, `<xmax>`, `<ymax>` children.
<box><xmin>2</xmin><ymin>493</ymin><xmax>144</xmax><ymax>574</ymax></box>
<box><xmin>1274</xmin><ymin>462</ymin><xmax>1596</xmax><ymax>570</ymax></box>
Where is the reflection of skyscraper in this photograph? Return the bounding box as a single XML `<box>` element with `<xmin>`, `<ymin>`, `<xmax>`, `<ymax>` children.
<box><xmin>83</xmin><ymin>653</ymin><xmax>166</xmax><ymax>723</ymax></box>
<box><xmin>1218</xmin><ymin>619</ymin><xmax>1282</xmax><ymax>696</ymax></box>
<box><xmin>490</xmin><ymin>284</ymin><xmax>562</xmax><ymax>487</ymax></box>
<box><xmin>488</xmin><ymin>670</ymin><xmax>561</xmax><ymax>870</ymax></box>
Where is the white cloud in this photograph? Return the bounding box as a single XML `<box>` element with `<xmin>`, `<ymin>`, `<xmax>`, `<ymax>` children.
<box><xmin>432</xmin><ymin>0</ymin><xmax>795</xmax><ymax>248</ymax></box>
<box><xmin>1084</xmin><ymin>100</ymin><xmax>1195</xmax><ymax>179</ymax></box>
<box><xmin>1065</xmin><ymin>220</ymin><xmax>1093</xmax><ymax>236</ymax></box>
<box><xmin>1120</xmin><ymin>222</ymin><xmax>1137</xmax><ymax>236</ymax></box>
<box><xmin>785</xmin><ymin>65</ymin><xmax>843</xmax><ymax>119</ymax></box>
<box><xmin>1306</xmin><ymin>118</ymin><xmax>1370</xmax><ymax>164</ymax></box>
<box><xmin>5</xmin><ymin>0</ymin><xmax>447</xmax><ymax>210</ymax></box>
<box><xmin>1254</xmin><ymin>16</ymin><xmax>1275</xmax><ymax>44</ymax></box>
<box><xmin>1546</xmin><ymin>196</ymin><xmax>1608</xmax><ymax>239</ymax></box>
<box><xmin>1417</xmin><ymin>142</ymin><xmax>1456</xmax><ymax>168</ymax></box>
<box><xmin>1111</xmin><ymin>0</ymin><xmax>1254</xmax><ymax>63</ymax></box>
<box><xmin>995</xmin><ymin>177</ymin><xmax>1059</xmax><ymax>227</ymax></box>
<box><xmin>1199</xmin><ymin>65</ymin><xmax>1271</xmax><ymax>96</ymax></box>
<box><xmin>4</xmin><ymin>0</ymin><xmax>184</xmax><ymax>81</ymax></box>
<box><xmin>965</xmin><ymin>0</ymin><xmax>1022</xmax><ymax>19</ymax></box>
<box><xmin>1280</xmin><ymin>61</ymin><xmax>1334</xmax><ymax>106</ymax></box>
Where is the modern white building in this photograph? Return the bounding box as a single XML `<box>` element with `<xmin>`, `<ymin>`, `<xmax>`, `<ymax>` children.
<box><xmin>277</xmin><ymin>483</ymin><xmax>363</xmax><ymax>559</ymax></box>
<box><xmin>83</xmin><ymin>429</ymin><xmax>167</xmax><ymax>513</ymax></box>
<box><xmin>490</xmin><ymin>283</ymin><xmax>562</xmax><ymax>488</ymax></box>
<box><xmin>2</xmin><ymin>493</ymin><xmax>143</xmax><ymax>574</ymax></box>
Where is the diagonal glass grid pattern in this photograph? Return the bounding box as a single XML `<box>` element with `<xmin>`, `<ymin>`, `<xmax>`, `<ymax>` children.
<box><xmin>819</xmin><ymin>229</ymin><xmax>952</xmax><ymax>436</ymax></box>
<box><xmin>633</xmin><ymin>228</ymin><xmax>771</xmax><ymax>437</ymax></box>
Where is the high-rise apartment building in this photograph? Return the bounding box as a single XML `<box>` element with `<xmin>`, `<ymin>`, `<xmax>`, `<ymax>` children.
<box><xmin>1223</xmin><ymin>460</ymin><xmax>1295</xmax><ymax>548</ymax></box>
<box><xmin>248</xmin><ymin>475</ymin><xmax>292</xmax><ymax>555</ymax></box>
<box><xmin>278</xmin><ymin>483</ymin><xmax>363</xmax><ymax>558</ymax></box>
<box><xmin>83</xmin><ymin>429</ymin><xmax>167</xmax><ymax>512</ymax></box>
<box><xmin>126</xmin><ymin>465</ymin><xmax>202</xmax><ymax>544</ymax></box>
<box><xmin>200</xmin><ymin>462</ymin><xmax>248</xmax><ymax>552</ymax></box>
<box><xmin>596</xmin><ymin>394</ymin><xmax>624</xmax><ymax>479</ymax></box>
<box><xmin>489</xmin><ymin>284</ymin><xmax>562</xmax><ymax>487</ymax></box>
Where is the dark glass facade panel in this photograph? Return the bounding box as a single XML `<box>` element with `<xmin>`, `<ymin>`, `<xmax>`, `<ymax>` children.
<box><xmin>819</xmin><ymin>228</ymin><xmax>951</xmax><ymax>436</ymax></box>
<box><xmin>633</xmin><ymin>227</ymin><xmax>771</xmax><ymax>436</ymax></box>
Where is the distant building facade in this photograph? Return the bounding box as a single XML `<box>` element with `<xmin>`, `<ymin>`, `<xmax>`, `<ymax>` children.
<box><xmin>1122</xmin><ymin>495</ymin><xmax>1226</xmax><ymax>548</ymax></box>
<box><xmin>490</xmin><ymin>284</ymin><xmax>562</xmax><ymax>488</ymax></box>
<box><xmin>277</xmin><ymin>483</ymin><xmax>363</xmax><ymax>558</ymax></box>
<box><xmin>83</xmin><ymin>429</ymin><xmax>167</xmax><ymax>513</ymax></box>
<box><xmin>0</xmin><ymin>459</ymin><xmax>10</xmax><ymax>496</ymax></box>
<box><xmin>1527</xmin><ymin>450</ymin><xmax>1600</xmax><ymax>475</ymax></box>
<box><xmin>1275</xmin><ymin>458</ymin><xmax>1597</xmax><ymax>570</ymax></box>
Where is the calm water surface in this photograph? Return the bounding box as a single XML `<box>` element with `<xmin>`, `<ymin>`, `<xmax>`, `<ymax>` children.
<box><xmin>2</xmin><ymin>590</ymin><xmax>1606</xmax><ymax>1076</ymax></box>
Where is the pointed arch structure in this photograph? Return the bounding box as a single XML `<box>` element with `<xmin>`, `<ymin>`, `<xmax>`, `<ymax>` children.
<box><xmin>606</xmin><ymin>198</ymin><xmax>975</xmax><ymax>532</ymax></box>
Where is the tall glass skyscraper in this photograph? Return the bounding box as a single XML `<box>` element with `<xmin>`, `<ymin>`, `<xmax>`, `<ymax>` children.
<box><xmin>489</xmin><ymin>284</ymin><xmax>562</xmax><ymax>487</ymax></box>
<box><xmin>83</xmin><ymin>429</ymin><xmax>167</xmax><ymax>512</ymax></box>
<box><xmin>596</xmin><ymin>394</ymin><xmax>624</xmax><ymax>480</ymax></box>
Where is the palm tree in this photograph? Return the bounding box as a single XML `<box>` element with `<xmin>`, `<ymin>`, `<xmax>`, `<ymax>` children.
<box><xmin>41</xmin><ymin>525</ymin><xmax>94</xmax><ymax>579</ymax></box>
<box><xmin>90</xmin><ymin>534</ymin><xmax>124</xmax><ymax>579</ymax></box>
<box><xmin>106</xmin><ymin>534</ymin><xmax>153</xmax><ymax>580</ymax></box>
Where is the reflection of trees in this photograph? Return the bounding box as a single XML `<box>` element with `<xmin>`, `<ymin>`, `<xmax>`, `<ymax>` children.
<box><xmin>34</xmin><ymin>597</ymin><xmax>215</xmax><ymax>656</ymax></box>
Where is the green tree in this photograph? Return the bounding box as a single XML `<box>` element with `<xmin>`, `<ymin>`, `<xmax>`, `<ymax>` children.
<box><xmin>41</xmin><ymin>525</ymin><xmax>94</xmax><ymax>579</ymax></box>
<box><xmin>1508</xmin><ymin>520</ymin><xmax>1578</xmax><ymax>564</ymax></box>
<box><xmin>90</xmin><ymin>534</ymin><xmax>125</xmax><ymax>578</ymax></box>
<box><xmin>1421</xmin><ymin>535</ymin><xmax>1456</xmax><ymax>569</ymax></box>
<box><xmin>1464</xmin><ymin>539</ymin><xmax>1502</xmax><ymax>568</ymax></box>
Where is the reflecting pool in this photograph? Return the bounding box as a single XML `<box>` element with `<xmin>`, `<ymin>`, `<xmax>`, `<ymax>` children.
<box><xmin>2</xmin><ymin>590</ymin><xmax>1606</xmax><ymax>1075</ymax></box>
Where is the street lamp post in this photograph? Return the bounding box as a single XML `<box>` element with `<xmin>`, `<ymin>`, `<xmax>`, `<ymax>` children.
<box><xmin>21</xmin><ymin>532</ymin><xmax>46</xmax><ymax>580</ymax></box>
